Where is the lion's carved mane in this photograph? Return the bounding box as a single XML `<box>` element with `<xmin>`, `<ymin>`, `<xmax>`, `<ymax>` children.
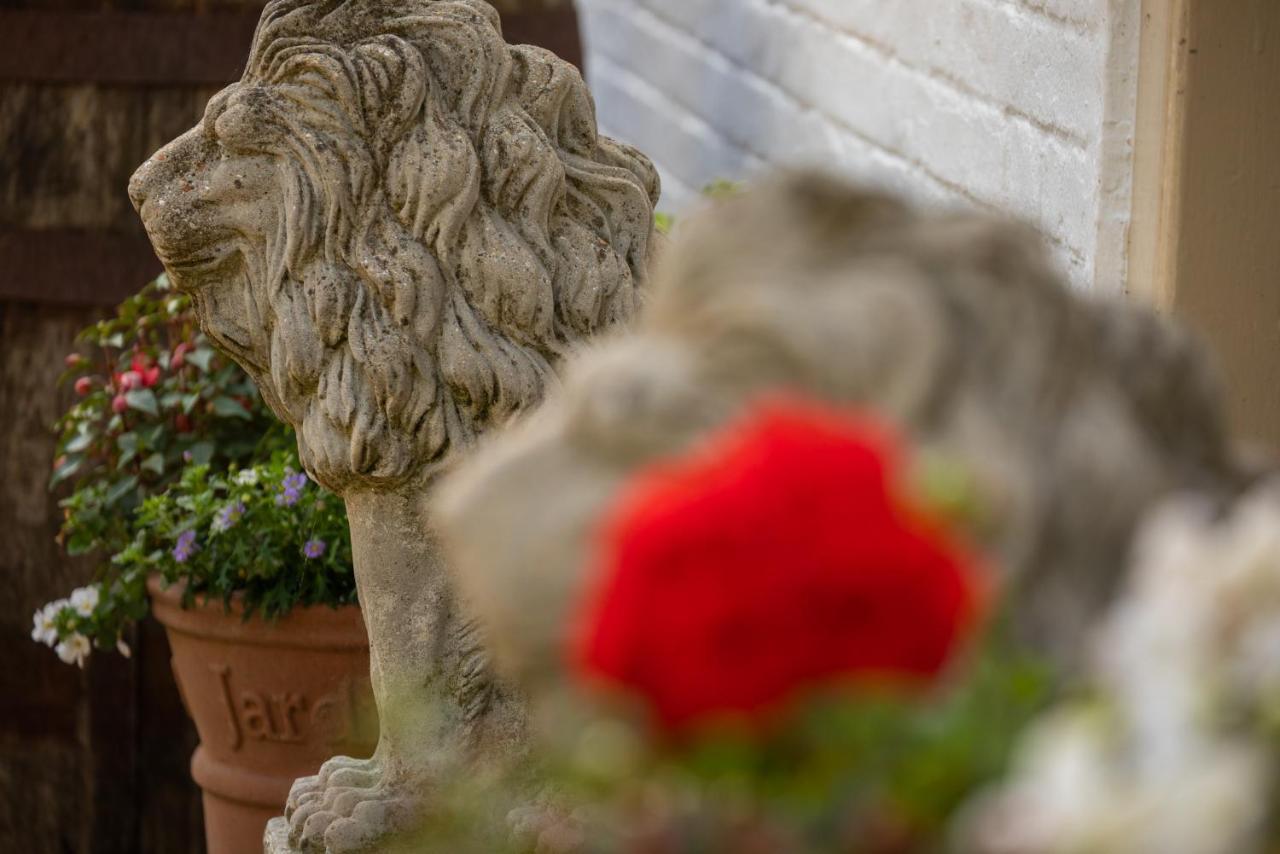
<box><xmin>201</xmin><ymin>0</ymin><xmax>658</xmax><ymax>491</ymax></box>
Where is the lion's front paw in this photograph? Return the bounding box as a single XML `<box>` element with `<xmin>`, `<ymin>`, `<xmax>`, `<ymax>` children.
<box><xmin>286</xmin><ymin>755</ymin><xmax>381</xmax><ymax>823</ymax></box>
<box><xmin>286</xmin><ymin>756</ymin><xmax>422</xmax><ymax>853</ymax></box>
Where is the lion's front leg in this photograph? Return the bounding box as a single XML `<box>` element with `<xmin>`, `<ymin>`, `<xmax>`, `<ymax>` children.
<box><xmin>282</xmin><ymin>488</ymin><xmax>463</xmax><ymax>853</ymax></box>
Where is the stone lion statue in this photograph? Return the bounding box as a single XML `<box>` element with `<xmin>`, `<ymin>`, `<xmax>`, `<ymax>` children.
<box><xmin>436</xmin><ymin>172</ymin><xmax>1245</xmax><ymax>697</ymax></box>
<box><xmin>129</xmin><ymin>1</ymin><xmax>658</xmax><ymax>850</ymax></box>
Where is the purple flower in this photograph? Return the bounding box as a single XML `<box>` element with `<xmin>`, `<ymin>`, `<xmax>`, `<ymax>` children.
<box><xmin>182</xmin><ymin>450</ymin><xmax>194</xmax><ymax>463</ymax></box>
<box><xmin>303</xmin><ymin>539</ymin><xmax>327</xmax><ymax>560</ymax></box>
<box><xmin>212</xmin><ymin>501</ymin><xmax>246</xmax><ymax>533</ymax></box>
<box><xmin>172</xmin><ymin>530</ymin><xmax>198</xmax><ymax>563</ymax></box>
<box><xmin>276</xmin><ymin>472</ymin><xmax>309</xmax><ymax>507</ymax></box>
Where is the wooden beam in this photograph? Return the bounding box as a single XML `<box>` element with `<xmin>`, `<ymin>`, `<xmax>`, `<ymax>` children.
<box><xmin>0</xmin><ymin>7</ymin><xmax>582</xmax><ymax>86</ymax></box>
<box><xmin>0</xmin><ymin>11</ymin><xmax>262</xmax><ymax>86</ymax></box>
<box><xmin>1129</xmin><ymin>0</ymin><xmax>1190</xmax><ymax>308</ymax></box>
<box><xmin>0</xmin><ymin>229</ymin><xmax>162</xmax><ymax>306</ymax></box>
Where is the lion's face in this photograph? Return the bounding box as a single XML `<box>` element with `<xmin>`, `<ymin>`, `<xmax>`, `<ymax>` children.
<box><xmin>130</xmin><ymin>88</ymin><xmax>282</xmax><ymax>380</ymax></box>
<box><xmin>129</xmin><ymin>0</ymin><xmax>659</xmax><ymax>494</ymax></box>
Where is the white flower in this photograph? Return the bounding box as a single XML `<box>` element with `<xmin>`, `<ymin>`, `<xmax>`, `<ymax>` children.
<box><xmin>234</xmin><ymin>468</ymin><xmax>260</xmax><ymax>487</ymax></box>
<box><xmin>56</xmin><ymin>633</ymin><xmax>92</xmax><ymax>668</ymax></box>
<box><xmin>1140</xmin><ymin>742</ymin><xmax>1268</xmax><ymax>854</ymax></box>
<box><xmin>116</xmin><ymin>638</ymin><xmax>132</xmax><ymax>659</ymax></box>
<box><xmin>962</xmin><ymin>480</ymin><xmax>1280</xmax><ymax>853</ymax></box>
<box><xmin>30</xmin><ymin>604</ymin><xmax>59</xmax><ymax>646</ymax></box>
<box><xmin>70</xmin><ymin>585</ymin><xmax>100</xmax><ymax>618</ymax></box>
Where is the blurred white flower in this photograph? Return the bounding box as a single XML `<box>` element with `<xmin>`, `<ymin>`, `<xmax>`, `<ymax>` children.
<box><xmin>70</xmin><ymin>585</ymin><xmax>100</xmax><ymax>618</ymax></box>
<box><xmin>56</xmin><ymin>633</ymin><xmax>91</xmax><ymax>668</ymax></box>
<box><xmin>30</xmin><ymin>604</ymin><xmax>59</xmax><ymax>646</ymax></box>
<box><xmin>116</xmin><ymin>638</ymin><xmax>132</xmax><ymax>659</ymax></box>
<box><xmin>960</xmin><ymin>709</ymin><xmax>1129</xmax><ymax>854</ymax></box>
<box><xmin>234</xmin><ymin>468</ymin><xmax>260</xmax><ymax>486</ymax></box>
<box><xmin>962</xmin><ymin>479</ymin><xmax>1280</xmax><ymax>854</ymax></box>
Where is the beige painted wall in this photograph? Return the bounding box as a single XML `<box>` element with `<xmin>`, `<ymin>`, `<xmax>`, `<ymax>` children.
<box><xmin>1131</xmin><ymin>0</ymin><xmax>1280</xmax><ymax>452</ymax></box>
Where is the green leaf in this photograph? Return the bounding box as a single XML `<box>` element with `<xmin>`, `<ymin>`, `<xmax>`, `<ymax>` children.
<box><xmin>104</xmin><ymin>475</ymin><xmax>140</xmax><ymax>506</ymax></box>
<box><xmin>66</xmin><ymin>531</ymin><xmax>96</xmax><ymax>556</ymax></box>
<box><xmin>65</xmin><ymin>429</ymin><xmax>96</xmax><ymax>454</ymax></box>
<box><xmin>117</xmin><ymin>431</ymin><xmax>141</xmax><ymax>468</ymax></box>
<box><xmin>160</xmin><ymin>391</ymin><xmax>184</xmax><ymax>410</ymax></box>
<box><xmin>140</xmin><ymin>424</ymin><xmax>165</xmax><ymax>446</ymax></box>
<box><xmin>125</xmin><ymin>389</ymin><xmax>159</xmax><ymax>417</ymax></box>
<box><xmin>190</xmin><ymin>442</ymin><xmax>216</xmax><ymax>465</ymax></box>
<box><xmin>211</xmin><ymin>397</ymin><xmax>250</xmax><ymax>420</ymax></box>
<box><xmin>50</xmin><ymin>454</ymin><xmax>84</xmax><ymax>487</ymax></box>
<box><xmin>104</xmin><ymin>333</ymin><xmax>125</xmax><ymax>348</ymax></box>
<box><xmin>182</xmin><ymin>393</ymin><xmax>200</xmax><ymax>414</ymax></box>
<box><xmin>141</xmin><ymin>453</ymin><xmax>166</xmax><ymax>476</ymax></box>
<box><xmin>187</xmin><ymin>348</ymin><xmax>216</xmax><ymax>372</ymax></box>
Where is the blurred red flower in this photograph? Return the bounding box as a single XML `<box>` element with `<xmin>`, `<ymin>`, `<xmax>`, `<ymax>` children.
<box><xmin>170</xmin><ymin>342</ymin><xmax>192</xmax><ymax>370</ymax></box>
<box><xmin>131</xmin><ymin>354</ymin><xmax>161</xmax><ymax>388</ymax></box>
<box><xmin>114</xmin><ymin>355</ymin><xmax>160</xmax><ymax>393</ymax></box>
<box><xmin>573</xmin><ymin>400</ymin><xmax>986</xmax><ymax>734</ymax></box>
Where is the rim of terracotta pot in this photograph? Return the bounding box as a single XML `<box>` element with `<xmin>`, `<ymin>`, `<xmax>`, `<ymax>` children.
<box><xmin>147</xmin><ymin>575</ymin><xmax>366</xmax><ymax>651</ymax></box>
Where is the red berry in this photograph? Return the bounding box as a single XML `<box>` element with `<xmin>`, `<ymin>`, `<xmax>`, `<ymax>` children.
<box><xmin>74</xmin><ymin>377</ymin><xmax>93</xmax><ymax>396</ymax></box>
<box><xmin>111</xmin><ymin>395</ymin><xmax>129</xmax><ymax>415</ymax></box>
<box><xmin>118</xmin><ymin>371</ymin><xmax>142</xmax><ymax>391</ymax></box>
<box><xmin>171</xmin><ymin>342</ymin><xmax>191</xmax><ymax>369</ymax></box>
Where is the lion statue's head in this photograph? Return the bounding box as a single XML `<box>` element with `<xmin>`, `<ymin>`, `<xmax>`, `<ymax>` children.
<box><xmin>129</xmin><ymin>0</ymin><xmax>659</xmax><ymax>493</ymax></box>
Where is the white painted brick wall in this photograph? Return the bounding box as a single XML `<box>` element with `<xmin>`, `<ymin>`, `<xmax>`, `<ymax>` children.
<box><xmin>577</xmin><ymin>0</ymin><xmax>1141</xmax><ymax>290</ymax></box>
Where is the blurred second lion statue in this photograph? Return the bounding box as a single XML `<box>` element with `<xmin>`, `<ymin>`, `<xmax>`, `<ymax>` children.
<box><xmin>438</xmin><ymin>171</ymin><xmax>1243</xmax><ymax>695</ymax></box>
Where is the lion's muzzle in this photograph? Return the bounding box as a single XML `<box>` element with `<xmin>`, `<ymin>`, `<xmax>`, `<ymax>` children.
<box><xmin>130</xmin><ymin>127</ymin><xmax>230</xmax><ymax>281</ymax></box>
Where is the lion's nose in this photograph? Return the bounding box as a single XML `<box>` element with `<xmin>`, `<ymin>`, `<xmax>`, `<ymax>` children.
<box><xmin>127</xmin><ymin>161</ymin><xmax>152</xmax><ymax>212</ymax></box>
<box><xmin>128</xmin><ymin>126</ymin><xmax>209</xmax><ymax>214</ymax></box>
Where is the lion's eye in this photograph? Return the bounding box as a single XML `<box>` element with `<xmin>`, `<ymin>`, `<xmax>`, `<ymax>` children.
<box><xmin>214</xmin><ymin>104</ymin><xmax>267</xmax><ymax>152</ymax></box>
<box><xmin>201</xmin><ymin>88</ymin><xmax>234</xmax><ymax>136</ymax></box>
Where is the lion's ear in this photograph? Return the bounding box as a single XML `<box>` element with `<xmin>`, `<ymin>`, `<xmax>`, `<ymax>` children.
<box><xmin>352</xmin><ymin>36</ymin><xmax>428</xmax><ymax>149</ymax></box>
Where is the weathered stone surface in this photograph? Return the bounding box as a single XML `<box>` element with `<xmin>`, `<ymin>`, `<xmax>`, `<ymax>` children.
<box><xmin>437</xmin><ymin>172</ymin><xmax>1246</xmax><ymax>692</ymax></box>
<box><xmin>129</xmin><ymin>1</ymin><xmax>659</xmax><ymax>851</ymax></box>
<box><xmin>265</xmin><ymin>817</ymin><xmax>290</xmax><ymax>853</ymax></box>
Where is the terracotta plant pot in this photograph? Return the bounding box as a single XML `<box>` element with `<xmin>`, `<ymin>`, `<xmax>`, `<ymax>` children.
<box><xmin>148</xmin><ymin>577</ymin><xmax>377</xmax><ymax>854</ymax></box>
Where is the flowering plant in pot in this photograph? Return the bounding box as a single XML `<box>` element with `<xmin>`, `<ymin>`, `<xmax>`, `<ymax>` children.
<box><xmin>119</xmin><ymin>452</ymin><xmax>374</xmax><ymax>854</ymax></box>
<box><xmin>32</xmin><ymin>274</ymin><xmax>284</xmax><ymax>662</ymax></box>
<box><xmin>32</xmin><ymin>276</ymin><xmax>374</xmax><ymax>854</ymax></box>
